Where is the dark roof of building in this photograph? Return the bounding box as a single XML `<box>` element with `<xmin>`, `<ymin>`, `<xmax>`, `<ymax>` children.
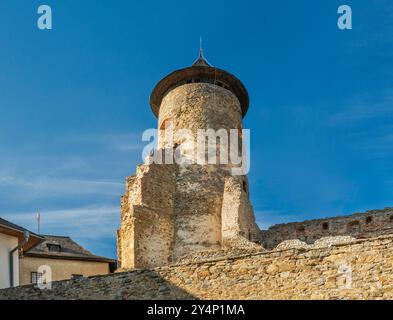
<box><xmin>150</xmin><ymin>52</ymin><xmax>249</xmax><ymax>118</ymax></box>
<box><xmin>0</xmin><ymin>217</ymin><xmax>44</xmax><ymax>251</ymax></box>
<box><xmin>0</xmin><ymin>217</ymin><xmax>28</xmax><ymax>233</ymax></box>
<box><xmin>24</xmin><ymin>235</ymin><xmax>116</xmax><ymax>266</ymax></box>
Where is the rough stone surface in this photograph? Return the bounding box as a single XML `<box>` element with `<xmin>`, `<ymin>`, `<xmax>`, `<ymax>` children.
<box><xmin>117</xmin><ymin>163</ymin><xmax>176</xmax><ymax>269</ymax></box>
<box><xmin>312</xmin><ymin>236</ymin><xmax>356</xmax><ymax>248</ymax></box>
<box><xmin>276</xmin><ymin>239</ymin><xmax>309</xmax><ymax>250</ymax></box>
<box><xmin>177</xmin><ymin>241</ymin><xmax>265</xmax><ymax>264</ymax></box>
<box><xmin>3</xmin><ymin>235</ymin><xmax>393</xmax><ymax>300</ymax></box>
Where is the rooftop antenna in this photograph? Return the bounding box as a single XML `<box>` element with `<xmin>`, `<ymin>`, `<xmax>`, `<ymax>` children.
<box><xmin>36</xmin><ymin>212</ymin><xmax>41</xmax><ymax>234</ymax></box>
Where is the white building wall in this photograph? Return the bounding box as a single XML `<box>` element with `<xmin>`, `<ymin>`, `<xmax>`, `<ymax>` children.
<box><xmin>0</xmin><ymin>233</ymin><xmax>19</xmax><ymax>289</ymax></box>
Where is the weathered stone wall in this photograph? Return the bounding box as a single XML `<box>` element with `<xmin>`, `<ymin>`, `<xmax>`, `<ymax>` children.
<box><xmin>117</xmin><ymin>163</ymin><xmax>176</xmax><ymax>269</ymax></box>
<box><xmin>260</xmin><ymin>208</ymin><xmax>393</xmax><ymax>249</ymax></box>
<box><xmin>118</xmin><ymin>161</ymin><xmax>260</xmax><ymax>269</ymax></box>
<box><xmin>173</xmin><ymin>164</ymin><xmax>224</xmax><ymax>258</ymax></box>
<box><xmin>3</xmin><ymin>235</ymin><xmax>393</xmax><ymax>300</ymax></box>
<box><xmin>158</xmin><ymin>83</ymin><xmax>243</xmax><ymax>156</ymax></box>
<box><xmin>221</xmin><ymin>175</ymin><xmax>260</xmax><ymax>244</ymax></box>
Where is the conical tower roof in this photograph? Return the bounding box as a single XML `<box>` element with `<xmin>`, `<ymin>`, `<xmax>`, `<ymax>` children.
<box><xmin>150</xmin><ymin>51</ymin><xmax>249</xmax><ymax>118</ymax></box>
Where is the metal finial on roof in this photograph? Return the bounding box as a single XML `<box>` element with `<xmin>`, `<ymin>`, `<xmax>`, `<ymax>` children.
<box><xmin>192</xmin><ymin>37</ymin><xmax>211</xmax><ymax>67</ymax></box>
<box><xmin>199</xmin><ymin>36</ymin><xmax>203</xmax><ymax>58</ymax></box>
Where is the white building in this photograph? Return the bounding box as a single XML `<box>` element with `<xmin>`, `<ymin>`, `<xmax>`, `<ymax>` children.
<box><xmin>0</xmin><ymin>218</ymin><xmax>43</xmax><ymax>289</ymax></box>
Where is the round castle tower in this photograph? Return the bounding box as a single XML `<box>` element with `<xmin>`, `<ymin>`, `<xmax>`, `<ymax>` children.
<box><xmin>151</xmin><ymin>51</ymin><xmax>249</xmax><ymax>153</ymax></box>
<box><xmin>117</xmin><ymin>52</ymin><xmax>261</xmax><ymax>269</ymax></box>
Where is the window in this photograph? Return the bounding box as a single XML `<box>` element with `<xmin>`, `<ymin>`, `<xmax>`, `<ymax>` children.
<box><xmin>297</xmin><ymin>226</ymin><xmax>305</xmax><ymax>233</ymax></box>
<box><xmin>296</xmin><ymin>226</ymin><xmax>306</xmax><ymax>241</ymax></box>
<box><xmin>322</xmin><ymin>222</ymin><xmax>329</xmax><ymax>231</ymax></box>
<box><xmin>71</xmin><ymin>274</ymin><xmax>83</xmax><ymax>280</ymax></box>
<box><xmin>366</xmin><ymin>216</ymin><xmax>373</xmax><ymax>224</ymax></box>
<box><xmin>47</xmin><ymin>243</ymin><xmax>61</xmax><ymax>252</ymax></box>
<box><xmin>31</xmin><ymin>272</ymin><xmax>43</xmax><ymax>284</ymax></box>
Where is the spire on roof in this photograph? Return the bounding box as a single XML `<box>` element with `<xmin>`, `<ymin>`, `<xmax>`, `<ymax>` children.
<box><xmin>192</xmin><ymin>37</ymin><xmax>211</xmax><ymax>67</ymax></box>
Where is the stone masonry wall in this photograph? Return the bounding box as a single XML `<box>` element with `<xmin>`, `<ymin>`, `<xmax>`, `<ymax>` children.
<box><xmin>260</xmin><ymin>208</ymin><xmax>393</xmax><ymax>249</ymax></box>
<box><xmin>3</xmin><ymin>235</ymin><xmax>393</xmax><ymax>300</ymax></box>
<box><xmin>158</xmin><ymin>83</ymin><xmax>243</xmax><ymax>157</ymax></box>
<box><xmin>117</xmin><ymin>163</ymin><xmax>176</xmax><ymax>269</ymax></box>
<box><xmin>221</xmin><ymin>175</ymin><xmax>260</xmax><ymax>245</ymax></box>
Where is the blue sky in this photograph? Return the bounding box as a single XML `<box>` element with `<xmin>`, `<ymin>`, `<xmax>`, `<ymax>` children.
<box><xmin>0</xmin><ymin>0</ymin><xmax>392</xmax><ymax>259</ymax></box>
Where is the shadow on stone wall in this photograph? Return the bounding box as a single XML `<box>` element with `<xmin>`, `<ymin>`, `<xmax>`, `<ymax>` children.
<box><xmin>0</xmin><ymin>269</ymin><xmax>196</xmax><ymax>300</ymax></box>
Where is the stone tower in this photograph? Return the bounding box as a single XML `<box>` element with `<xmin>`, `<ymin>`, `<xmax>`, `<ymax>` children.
<box><xmin>117</xmin><ymin>51</ymin><xmax>261</xmax><ymax>269</ymax></box>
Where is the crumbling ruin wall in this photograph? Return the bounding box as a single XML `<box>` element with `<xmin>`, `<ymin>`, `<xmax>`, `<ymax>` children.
<box><xmin>3</xmin><ymin>235</ymin><xmax>393</xmax><ymax>300</ymax></box>
<box><xmin>173</xmin><ymin>164</ymin><xmax>225</xmax><ymax>258</ymax></box>
<box><xmin>260</xmin><ymin>208</ymin><xmax>393</xmax><ymax>249</ymax></box>
<box><xmin>117</xmin><ymin>160</ymin><xmax>261</xmax><ymax>269</ymax></box>
<box><xmin>117</xmin><ymin>163</ymin><xmax>176</xmax><ymax>269</ymax></box>
<box><xmin>221</xmin><ymin>175</ymin><xmax>260</xmax><ymax>245</ymax></box>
